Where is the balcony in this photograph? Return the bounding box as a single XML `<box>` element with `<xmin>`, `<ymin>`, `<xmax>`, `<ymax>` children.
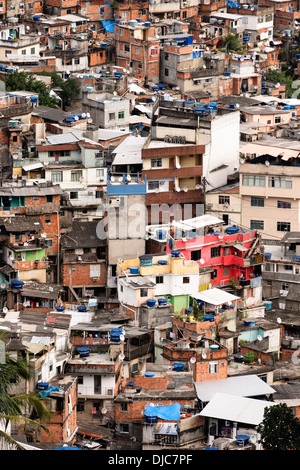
<box><xmin>107</xmin><ymin>174</ymin><xmax>147</xmax><ymax>196</ymax></box>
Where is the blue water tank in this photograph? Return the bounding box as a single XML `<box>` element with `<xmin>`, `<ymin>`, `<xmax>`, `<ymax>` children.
<box><xmin>158</xmin><ymin>260</ymin><xmax>168</xmax><ymax>265</ymax></box>
<box><xmin>172</xmin><ymin>363</ymin><xmax>184</xmax><ymax>371</ymax></box>
<box><xmin>226</xmin><ymin>226</ymin><xmax>239</xmax><ymax>234</ymax></box>
<box><xmin>171</xmin><ymin>250</ymin><xmax>181</xmax><ymax>258</ymax></box>
<box><xmin>129</xmin><ymin>266</ymin><xmax>139</xmax><ymax>274</ymax></box>
<box><xmin>264</xmin><ymin>253</ymin><xmax>272</xmax><ymax>260</ymax></box>
<box><xmin>76</xmin><ymin>347</ymin><xmax>90</xmax><ymax>357</ymax></box>
<box><xmin>145</xmin><ymin>372</ymin><xmax>155</xmax><ymax>377</ymax></box>
<box><xmin>158</xmin><ymin>298</ymin><xmax>167</xmax><ymax>306</ymax></box>
<box><xmin>77</xmin><ymin>306</ymin><xmax>87</xmax><ymax>312</ymax></box>
<box><xmin>56</xmin><ymin>306</ymin><xmax>65</xmax><ymax>312</ymax></box>
<box><xmin>147</xmin><ymin>299</ymin><xmax>156</xmax><ymax>307</ymax></box>
<box><xmin>38</xmin><ymin>382</ymin><xmax>49</xmax><ymax>390</ymax></box>
<box><xmin>11</xmin><ymin>280</ymin><xmax>23</xmax><ymax>289</ymax></box>
<box><xmin>156</xmin><ymin>229</ymin><xmax>167</xmax><ymax>239</ymax></box>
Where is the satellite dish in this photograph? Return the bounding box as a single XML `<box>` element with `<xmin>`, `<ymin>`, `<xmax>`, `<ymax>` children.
<box><xmin>120</xmin><ymin>334</ymin><xmax>125</xmax><ymax>341</ymax></box>
<box><xmin>176</xmin><ymin>163</ymin><xmax>181</xmax><ymax>169</ymax></box>
<box><xmin>0</xmin><ymin>283</ymin><xmax>6</xmax><ymax>289</ymax></box>
<box><xmin>119</xmin><ymin>353</ymin><xmax>125</xmax><ymax>360</ymax></box>
<box><xmin>183</xmin><ymin>187</ymin><xmax>188</xmax><ymax>192</ymax></box>
<box><xmin>101</xmin><ymin>407</ymin><xmax>107</xmax><ymax>414</ymax></box>
<box><xmin>257</xmin><ymin>335</ymin><xmax>262</xmax><ymax>341</ymax></box>
<box><xmin>41</xmin><ymin>233</ymin><xmax>47</xmax><ymax>238</ymax></box>
<box><xmin>88</xmin><ymin>118</ymin><xmax>93</xmax><ymax>123</ymax></box>
<box><xmin>154</xmin><ymin>188</ymin><xmax>159</xmax><ymax>193</ymax></box>
<box><xmin>110</xmin><ymin>176</ymin><xmax>115</xmax><ymax>182</ymax></box>
<box><xmin>74</xmin><ymin>115</ymin><xmax>79</xmax><ymax>121</ymax></box>
<box><xmin>86</xmin><ymin>112</ymin><xmax>90</xmax><ymax>118</ymax></box>
<box><xmin>126</xmin><ymin>175</ymin><xmax>131</xmax><ymax>181</ymax></box>
<box><xmin>3</xmin><ymin>307</ymin><xmax>8</xmax><ymax>313</ymax></box>
<box><xmin>12</xmin><ymin>174</ymin><xmax>17</xmax><ymax>179</ymax></box>
<box><xmin>218</xmin><ymin>233</ymin><xmax>224</xmax><ymax>239</ymax></box>
<box><xmin>190</xmin><ymin>357</ymin><xmax>196</xmax><ymax>363</ymax></box>
<box><xmin>44</xmin><ymin>161</ymin><xmax>49</xmax><ymax>166</ymax></box>
<box><xmin>82</xmin><ymin>113</ymin><xmax>86</xmax><ymax>118</ymax></box>
<box><xmin>80</xmin><ymin>176</ymin><xmax>84</xmax><ymax>181</ymax></box>
<box><xmin>176</xmin><ymin>187</ymin><xmax>180</xmax><ymax>192</ymax></box>
<box><xmin>118</xmin><ymin>177</ymin><xmax>123</xmax><ymax>183</ymax></box>
<box><xmin>277</xmin><ymin>317</ymin><xmax>282</xmax><ymax>324</ymax></box>
<box><xmin>9</xmin><ymin>255</ymin><xmax>14</xmax><ymax>260</ymax></box>
<box><xmin>240</xmin><ymin>158</ymin><xmax>245</xmax><ymax>164</ymax></box>
<box><xmin>202</xmin><ymin>352</ymin><xmax>207</xmax><ymax>359</ymax></box>
<box><xmin>200</xmin><ymin>258</ymin><xmax>205</xmax><ymax>264</ymax></box>
<box><xmin>150</xmin><ymin>403</ymin><xmax>155</xmax><ymax>407</ymax></box>
<box><xmin>265</xmin><ymin>160</ymin><xmax>270</xmax><ymax>166</ymax></box>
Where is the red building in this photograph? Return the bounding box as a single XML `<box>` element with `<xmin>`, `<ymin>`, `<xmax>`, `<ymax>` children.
<box><xmin>166</xmin><ymin>222</ymin><xmax>263</xmax><ymax>287</ymax></box>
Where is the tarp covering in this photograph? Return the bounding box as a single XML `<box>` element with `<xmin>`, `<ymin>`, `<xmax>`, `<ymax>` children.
<box><xmin>144</xmin><ymin>403</ymin><xmax>181</xmax><ymax>421</ymax></box>
<box><xmin>101</xmin><ymin>20</ymin><xmax>114</xmax><ymax>33</ymax></box>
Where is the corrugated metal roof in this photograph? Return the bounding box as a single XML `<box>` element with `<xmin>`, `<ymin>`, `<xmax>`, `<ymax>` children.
<box><xmin>199</xmin><ymin>392</ymin><xmax>275</xmax><ymax>425</ymax></box>
<box><xmin>195</xmin><ymin>375</ymin><xmax>275</xmax><ymax>402</ymax></box>
<box><xmin>193</xmin><ymin>288</ymin><xmax>240</xmax><ymax>305</ymax></box>
<box><xmin>46</xmin><ymin>131</ymin><xmax>83</xmax><ymax>145</ymax></box>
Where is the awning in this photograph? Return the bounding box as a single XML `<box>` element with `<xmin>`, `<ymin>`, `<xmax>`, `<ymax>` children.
<box><xmin>233</xmin><ymin>243</ymin><xmax>248</xmax><ymax>252</ymax></box>
<box><xmin>194</xmin><ymin>375</ymin><xmax>275</xmax><ymax>403</ymax></box>
<box><xmin>23</xmin><ymin>162</ymin><xmax>44</xmax><ymax>172</ymax></box>
<box><xmin>22</xmin><ymin>341</ymin><xmax>47</xmax><ymax>354</ymax></box>
<box><xmin>199</xmin><ymin>392</ymin><xmax>275</xmax><ymax>426</ymax></box>
<box><xmin>239</xmin><ymin>143</ymin><xmax>300</xmax><ymax>160</ymax></box>
<box><xmin>192</xmin><ymin>288</ymin><xmax>240</xmax><ymax>305</ymax></box>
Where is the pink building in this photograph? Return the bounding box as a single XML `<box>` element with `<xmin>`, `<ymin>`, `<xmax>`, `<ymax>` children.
<box><xmin>166</xmin><ymin>220</ymin><xmax>263</xmax><ymax>287</ymax></box>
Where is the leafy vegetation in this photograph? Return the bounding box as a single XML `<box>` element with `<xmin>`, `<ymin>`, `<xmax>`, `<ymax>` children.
<box><xmin>5</xmin><ymin>71</ymin><xmax>60</xmax><ymax>108</ymax></box>
<box><xmin>219</xmin><ymin>33</ymin><xmax>245</xmax><ymax>53</ymax></box>
<box><xmin>0</xmin><ymin>333</ymin><xmax>51</xmax><ymax>450</ymax></box>
<box><xmin>265</xmin><ymin>69</ymin><xmax>296</xmax><ymax>98</ymax></box>
<box><xmin>4</xmin><ymin>70</ymin><xmax>80</xmax><ymax>110</ymax></box>
<box><xmin>258</xmin><ymin>403</ymin><xmax>300</xmax><ymax>450</ymax></box>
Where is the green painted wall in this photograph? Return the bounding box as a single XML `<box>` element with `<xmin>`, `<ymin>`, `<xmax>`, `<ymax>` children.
<box><xmin>171</xmin><ymin>295</ymin><xmax>189</xmax><ymax>314</ymax></box>
<box><xmin>25</xmin><ymin>248</ymin><xmax>46</xmax><ymax>261</ymax></box>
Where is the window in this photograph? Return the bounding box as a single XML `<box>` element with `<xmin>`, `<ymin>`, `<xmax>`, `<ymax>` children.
<box><xmin>120</xmin><ymin>403</ymin><xmax>128</xmax><ymax>412</ymax></box>
<box><xmin>96</xmin><ymin>190</ymin><xmax>104</xmax><ymax>198</ymax></box>
<box><xmin>22</xmin><ymin>49</ymin><xmax>26</xmax><ymax>55</ymax></box>
<box><xmin>219</xmin><ymin>195</ymin><xmax>230</xmax><ymax>205</ymax></box>
<box><xmin>156</xmin><ymin>276</ymin><xmax>164</xmax><ymax>284</ymax></box>
<box><xmin>268</xmin><ymin>176</ymin><xmax>292</xmax><ymax>189</ymax></box>
<box><xmin>140</xmin><ymin>288</ymin><xmax>148</xmax><ymax>297</ymax></box>
<box><xmin>148</xmin><ymin>180</ymin><xmax>160</xmax><ymax>191</ymax></box>
<box><xmin>74</xmin><ymin>57</ymin><xmax>80</xmax><ymax>65</ymax></box>
<box><xmin>191</xmin><ymin>249</ymin><xmax>201</xmax><ymax>261</ymax></box>
<box><xmin>118</xmin><ymin>111</ymin><xmax>125</xmax><ymax>119</ymax></box>
<box><xmin>120</xmin><ymin>423</ymin><xmax>129</xmax><ymax>433</ymax></box>
<box><xmin>251</xmin><ymin>197</ymin><xmax>264</xmax><ymax>207</ymax></box>
<box><xmin>165</xmin><ymin>53</ymin><xmax>169</xmax><ymax>61</ymax></box>
<box><xmin>45</xmin><ymin>239</ymin><xmax>53</xmax><ymax>247</ymax></box>
<box><xmin>211</xmin><ymin>246</ymin><xmax>221</xmax><ymax>258</ymax></box>
<box><xmin>45</xmin><ymin>214</ymin><xmax>51</xmax><ymax>224</ymax></box>
<box><xmin>151</xmin><ymin>158</ymin><xmax>162</xmax><ymax>168</ymax></box>
<box><xmin>277</xmin><ymin>221</ymin><xmax>291</xmax><ymax>232</ymax></box>
<box><xmin>242</xmin><ymin>175</ymin><xmax>265</xmax><ymax>187</ymax></box>
<box><xmin>183</xmin><ymin>277</ymin><xmax>190</xmax><ymax>284</ymax></box>
<box><xmin>77</xmin><ymin>401</ymin><xmax>84</xmax><ymax>412</ymax></box>
<box><xmin>250</xmin><ymin>220</ymin><xmax>264</xmax><ymax>230</ymax></box>
<box><xmin>70</xmin><ymin>191</ymin><xmax>78</xmax><ymax>199</ymax></box>
<box><xmin>31</xmin><ymin>47</ymin><xmax>35</xmax><ymax>55</ymax></box>
<box><xmin>78</xmin><ymin>376</ymin><xmax>83</xmax><ymax>384</ymax></box>
<box><xmin>135</xmin><ymin>47</ymin><xmax>139</xmax><ymax>55</ymax></box>
<box><xmin>51</xmin><ymin>171</ymin><xmax>63</xmax><ymax>183</ymax></box>
<box><xmin>282</xmin><ymin>282</ymin><xmax>289</xmax><ymax>290</ymax></box>
<box><xmin>71</xmin><ymin>170</ymin><xmax>83</xmax><ymax>182</ymax></box>
<box><xmin>284</xmin><ymin>264</ymin><xmax>293</xmax><ymax>270</ymax></box>
<box><xmin>5</xmin><ymin>50</ymin><xmax>11</xmax><ymax>57</ymax></box>
<box><xmin>165</xmin><ymin>68</ymin><xmax>169</xmax><ymax>77</ymax></box>
<box><xmin>150</xmin><ymin>46</ymin><xmax>158</xmax><ymax>56</ymax></box>
<box><xmin>124</xmin><ymin>44</ymin><xmax>130</xmax><ymax>52</ymax></box>
<box><xmin>46</xmin><ymin>195</ymin><xmax>53</xmax><ymax>203</ymax></box>
<box><xmin>96</xmin><ymin>169</ymin><xmax>104</xmax><ymax>178</ymax></box>
<box><xmin>277</xmin><ymin>200</ymin><xmax>291</xmax><ymax>209</ymax></box>
<box><xmin>209</xmin><ymin>361</ymin><xmax>218</xmax><ymax>374</ymax></box>
<box><xmin>109</xmin><ymin>113</ymin><xmax>115</xmax><ymax>121</ymax></box>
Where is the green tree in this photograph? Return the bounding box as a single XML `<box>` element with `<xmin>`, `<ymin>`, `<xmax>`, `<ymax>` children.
<box><xmin>4</xmin><ymin>71</ymin><xmax>60</xmax><ymax>108</ymax></box>
<box><xmin>257</xmin><ymin>403</ymin><xmax>300</xmax><ymax>450</ymax></box>
<box><xmin>221</xmin><ymin>33</ymin><xmax>245</xmax><ymax>53</ymax></box>
<box><xmin>0</xmin><ymin>337</ymin><xmax>51</xmax><ymax>450</ymax></box>
<box><xmin>265</xmin><ymin>69</ymin><xmax>295</xmax><ymax>98</ymax></box>
<box><xmin>34</xmin><ymin>71</ymin><xmax>80</xmax><ymax>109</ymax></box>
